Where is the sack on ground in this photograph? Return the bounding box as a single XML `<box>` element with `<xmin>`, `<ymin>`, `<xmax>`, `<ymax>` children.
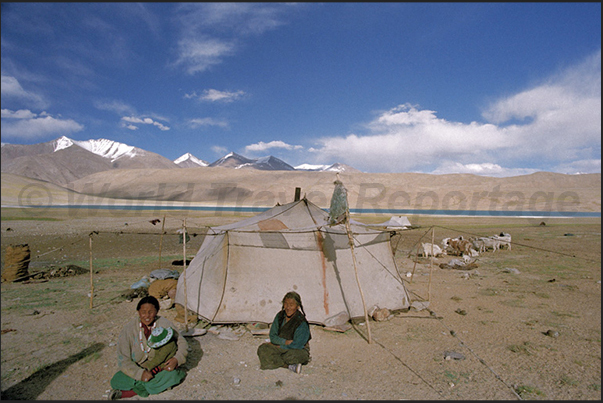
<box><xmin>2</xmin><ymin>244</ymin><xmax>30</xmax><ymax>282</ymax></box>
<box><xmin>148</xmin><ymin>279</ymin><xmax>178</xmax><ymax>300</ymax></box>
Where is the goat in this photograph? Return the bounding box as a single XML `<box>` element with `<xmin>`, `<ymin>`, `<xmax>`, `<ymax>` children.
<box><xmin>470</xmin><ymin>237</ymin><xmax>486</xmax><ymax>254</ymax></box>
<box><xmin>492</xmin><ymin>232</ymin><xmax>512</xmax><ymax>250</ymax></box>
<box><xmin>443</xmin><ymin>237</ymin><xmax>475</xmax><ymax>257</ymax></box>
<box><xmin>480</xmin><ymin>237</ymin><xmax>500</xmax><ymax>252</ymax></box>
<box><xmin>420</xmin><ymin>242</ymin><xmax>445</xmax><ymax>257</ymax></box>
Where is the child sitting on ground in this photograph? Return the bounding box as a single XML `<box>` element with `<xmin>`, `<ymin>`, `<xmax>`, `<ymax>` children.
<box><xmin>143</xmin><ymin>326</ymin><xmax>178</xmax><ymax>376</ymax></box>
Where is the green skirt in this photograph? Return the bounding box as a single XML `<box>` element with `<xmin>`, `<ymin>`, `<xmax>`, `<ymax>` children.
<box><xmin>257</xmin><ymin>342</ymin><xmax>310</xmax><ymax>370</ymax></box>
<box><xmin>110</xmin><ymin>369</ymin><xmax>186</xmax><ymax>397</ymax></box>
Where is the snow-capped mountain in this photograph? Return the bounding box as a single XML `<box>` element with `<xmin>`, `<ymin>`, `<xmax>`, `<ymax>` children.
<box><xmin>1</xmin><ymin>137</ymin><xmax>361</xmax><ymax>186</ymax></box>
<box><xmin>322</xmin><ymin>162</ymin><xmax>361</xmax><ymax>173</ymax></box>
<box><xmin>208</xmin><ymin>152</ymin><xmax>295</xmax><ymax>171</ymax></box>
<box><xmin>241</xmin><ymin>155</ymin><xmax>295</xmax><ymax>171</ymax></box>
<box><xmin>295</xmin><ymin>163</ymin><xmax>331</xmax><ymax>171</ymax></box>
<box><xmin>208</xmin><ymin>152</ymin><xmax>254</xmax><ymax>168</ymax></box>
<box><xmin>295</xmin><ymin>162</ymin><xmax>360</xmax><ymax>173</ymax></box>
<box><xmin>174</xmin><ymin>153</ymin><xmax>209</xmax><ymax>168</ymax></box>
<box><xmin>1</xmin><ymin>136</ymin><xmax>178</xmax><ymax>185</ymax></box>
<box><xmin>54</xmin><ymin>136</ymin><xmax>140</xmax><ymax>162</ymax></box>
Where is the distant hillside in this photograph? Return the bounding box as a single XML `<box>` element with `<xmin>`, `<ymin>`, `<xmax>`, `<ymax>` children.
<box><xmin>54</xmin><ymin>168</ymin><xmax>601</xmax><ymax>213</ymax></box>
<box><xmin>1</xmin><ymin>173</ymin><xmax>95</xmax><ymax>206</ymax></box>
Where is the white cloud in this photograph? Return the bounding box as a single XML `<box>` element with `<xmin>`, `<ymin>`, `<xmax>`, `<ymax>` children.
<box><xmin>94</xmin><ymin>99</ymin><xmax>135</xmax><ymax>115</ymax></box>
<box><xmin>120</xmin><ymin>116</ymin><xmax>170</xmax><ymax>131</ymax></box>
<box><xmin>1</xmin><ymin>75</ymin><xmax>47</xmax><ymax>108</ymax></box>
<box><xmin>308</xmin><ymin>50</ymin><xmax>601</xmax><ymax>176</ymax></box>
<box><xmin>1</xmin><ymin>111</ymin><xmax>84</xmax><ymax>140</ymax></box>
<box><xmin>188</xmin><ymin>117</ymin><xmax>229</xmax><ymax>129</ymax></box>
<box><xmin>1</xmin><ymin>109</ymin><xmax>38</xmax><ymax>119</ymax></box>
<box><xmin>96</xmin><ymin>102</ymin><xmax>170</xmax><ymax>131</ymax></box>
<box><xmin>175</xmin><ymin>37</ymin><xmax>236</xmax><ymax>74</ymax></box>
<box><xmin>311</xmin><ymin>103</ymin><xmax>508</xmax><ymax>173</ymax></box>
<box><xmin>245</xmin><ymin>140</ymin><xmax>303</xmax><ymax>153</ymax></box>
<box><xmin>481</xmin><ymin>51</ymin><xmax>601</xmax><ymax>159</ymax></box>
<box><xmin>552</xmin><ymin>159</ymin><xmax>601</xmax><ymax>175</ymax></box>
<box><xmin>429</xmin><ymin>162</ymin><xmax>538</xmax><ymax>177</ymax></box>
<box><xmin>185</xmin><ymin>89</ymin><xmax>246</xmax><ymax>102</ymax></box>
<box><xmin>182</xmin><ymin>3</ymin><xmax>288</xmax><ymax>35</ymax></box>
<box><xmin>173</xmin><ymin>3</ymin><xmax>295</xmax><ymax>74</ymax></box>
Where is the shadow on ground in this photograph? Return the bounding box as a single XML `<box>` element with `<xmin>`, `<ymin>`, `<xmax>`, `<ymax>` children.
<box><xmin>1</xmin><ymin>342</ymin><xmax>105</xmax><ymax>400</ymax></box>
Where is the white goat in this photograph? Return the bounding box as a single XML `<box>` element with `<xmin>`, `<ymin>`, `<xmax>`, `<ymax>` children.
<box><xmin>481</xmin><ymin>236</ymin><xmax>500</xmax><ymax>252</ymax></box>
<box><xmin>492</xmin><ymin>232</ymin><xmax>512</xmax><ymax>250</ymax></box>
<box><xmin>421</xmin><ymin>242</ymin><xmax>445</xmax><ymax>257</ymax></box>
<box><xmin>470</xmin><ymin>237</ymin><xmax>486</xmax><ymax>254</ymax></box>
<box><xmin>470</xmin><ymin>236</ymin><xmax>501</xmax><ymax>253</ymax></box>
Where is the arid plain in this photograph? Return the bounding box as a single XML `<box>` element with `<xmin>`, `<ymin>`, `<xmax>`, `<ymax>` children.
<box><xmin>1</xmin><ymin>169</ymin><xmax>600</xmax><ymax>400</ymax></box>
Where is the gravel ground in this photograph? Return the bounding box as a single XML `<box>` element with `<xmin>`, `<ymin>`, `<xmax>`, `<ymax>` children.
<box><xmin>1</xmin><ymin>213</ymin><xmax>601</xmax><ymax>400</ymax></box>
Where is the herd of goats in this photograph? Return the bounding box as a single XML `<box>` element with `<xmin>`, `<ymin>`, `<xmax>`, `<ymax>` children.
<box><xmin>418</xmin><ymin>232</ymin><xmax>512</xmax><ymax>260</ymax></box>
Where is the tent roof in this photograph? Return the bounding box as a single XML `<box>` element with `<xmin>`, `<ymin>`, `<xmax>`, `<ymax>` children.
<box><xmin>211</xmin><ymin>198</ymin><xmax>390</xmax><ymax>235</ymax></box>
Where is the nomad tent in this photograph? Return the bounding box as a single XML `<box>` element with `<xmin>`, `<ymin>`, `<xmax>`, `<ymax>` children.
<box><xmin>174</xmin><ymin>198</ymin><xmax>411</xmax><ymax>325</ymax></box>
<box><xmin>363</xmin><ymin>215</ymin><xmax>412</xmax><ymax>230</ymax></box>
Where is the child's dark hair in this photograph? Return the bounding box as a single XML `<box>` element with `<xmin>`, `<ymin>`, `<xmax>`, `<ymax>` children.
<box><xmin>137</xmin><ymin>295</ymin><xmax>160</xmax><ymax>311</ymax></box>
<box><xmin>282</xmin><ymin>291</ymin><xmax>306</xmax><ymax>317</ymax></box>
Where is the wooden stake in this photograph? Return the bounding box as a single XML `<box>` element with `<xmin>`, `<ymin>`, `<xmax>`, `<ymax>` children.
<box><xmin>158</xmin><ymin>215</ymin><xmax>166</xmax><ymax>270</ymax></box>
<box><xmin>182</xmin><ymin>219</ymin><xmax>189</xmax><ymax>332</ymax></box>
<box><xmin>344</xmin><ymin>210</ymin><xmax>372</xmax><ymax>344</ymax></box>
<box><xmin>410</xmin><ymin>254</ymin><xmax>418</xmax><ymax>284</ymax></box>
<box><xmin>89</xmin><ymin>234</ymin><xmax>94</xmax><ymax>309</ymax></box>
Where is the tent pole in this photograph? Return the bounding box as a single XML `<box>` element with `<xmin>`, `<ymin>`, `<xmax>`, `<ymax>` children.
<box><xmin>410</xmin><ymin>252</ymin><xmax>418</xmax><ymax>284</ymax></box>
<box><xmin>344</xmin><ymin>210</ymin><xmax>372</xmax><ymax>344</ymax></box>
<box><xmin>158</xmin><ymin>215</ymin><xmax>166</xmax><ymax>270</ymax></box>
<box><xmin>182</xmin><ymin>219</ymin><xmax>189</xmax><ymax>332</ymax></box>
<box><xmin>89</xmin><ymin>233</ymin><xmax>94</xmax><ymax>309</ymax></box>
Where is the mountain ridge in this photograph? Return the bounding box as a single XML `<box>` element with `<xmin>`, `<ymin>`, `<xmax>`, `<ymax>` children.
<box><xmin>1</xmin><ymin>136</ymin><xmax>355</xmax><ymax>186</ymax></box>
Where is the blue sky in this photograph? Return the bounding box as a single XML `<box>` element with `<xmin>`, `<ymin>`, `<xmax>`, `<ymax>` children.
<box><xmin>1</xmin><ymin>2</ymin><xmax>601</xmax><ymax>176</ymax></box>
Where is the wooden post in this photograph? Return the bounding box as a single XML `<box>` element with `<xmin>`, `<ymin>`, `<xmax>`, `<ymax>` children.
<box><xmin>344</xmin><ymin>210</ymin><xmax>372</xmax><ymax>344</ymax></box>
<box><xmin>410</xmin><ymin>253</ymin><xmax>418</xmax><ymax>284</ymax></box>
<box><xmin>158</xmin><ymin>215</ymin><xmax>166</xmax><ymax>270</ymax></box>
<box><xmin>182</xmin><ymin>219</ymin><xmax>189</xmax><ymax>332</ymax></box>
<box><xmin>89</xmin><ymin>234</ymin><xmax>94</xmax><ymax>309</ymax></box>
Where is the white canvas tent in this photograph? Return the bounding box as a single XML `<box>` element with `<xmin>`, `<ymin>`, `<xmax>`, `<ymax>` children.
<box><xmin>174</xmin><ymin>198</ymin><xmax>411</xmax><ymax>325</ymax></box>
<box><xmin>363</xmin><ymin>215</ymin><xmax>412</xmax><ymax>230</ymax></box>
